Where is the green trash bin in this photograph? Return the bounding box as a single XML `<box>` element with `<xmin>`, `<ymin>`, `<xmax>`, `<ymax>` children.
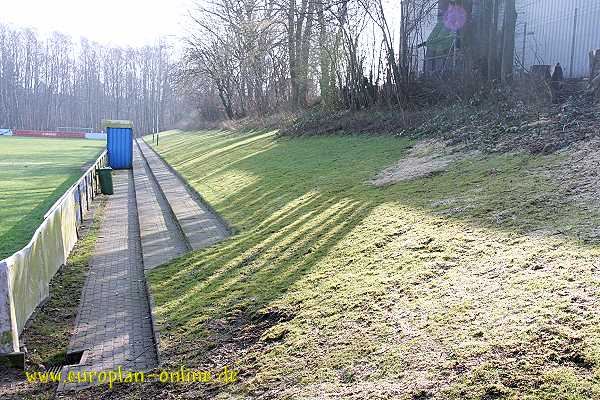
<box><xmin>98</xmin><ymin>167</ymin><xmax>114</xmax><ymax>195</ymax></box>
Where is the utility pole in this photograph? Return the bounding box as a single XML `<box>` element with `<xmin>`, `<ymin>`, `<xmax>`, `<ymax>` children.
<box><xmin>453</xmin><ymin>32</ymin><xmax>458</xmax><ymax>71</ymax></box>
<box><xmin>522</xmin><ymin>21</ymin><xmax>527</xmax><ymax>71</ymax></box>
<box><xmin>569</xmin><ymin>7</ymin><xmax>579</xmax><ymax>78</ymax></box>
<box><xmin>501</xmin><ymin>0</ymin><xmax>517</xmax><ymax>84</ymax></box>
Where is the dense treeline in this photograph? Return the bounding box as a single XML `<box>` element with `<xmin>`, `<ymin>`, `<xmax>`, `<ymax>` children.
<box><xmin>179</xmin><ymin>0</ymin><xmax>440</xmax><ymax>120</ymax></box>
<box><xmin>0</xmin><ymin>23</ymin><xmax>184</xmax><ymax>133</ymax></box>
<box><xmin>0</xmin><ymin>1</ymin><xmax>520</xmax><ymax>129</ymax></box>
<box><xmin>180</xmin><ymin>0</ymin><xmax>518</xmax><ymax>121</ymax></box>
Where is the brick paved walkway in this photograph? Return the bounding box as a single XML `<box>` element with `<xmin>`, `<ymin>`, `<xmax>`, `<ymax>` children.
<box><xmin>59</xmin><ymin>171</ymin><xmax>157</xmax><ymax>391</ymax></box>
<box><xmin>133</xmin><ymin>142</ymin><xmax>189</xmax><ymax>270</ymax></box>
<box><xmin>58</xmin><ymin>140</ymin><xmax>230</xmax><ymax>392</ymax></box>
<box><xmin>137</xmin><ymin>139</ymin><xmax>230</xmax><ymax>250</ymax></box>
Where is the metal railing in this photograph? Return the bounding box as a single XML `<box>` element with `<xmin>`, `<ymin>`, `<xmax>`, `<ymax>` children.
<box><xmin>0</xmin><ymin>150</ymin><xmax>108</xmax><ymax>355</ymax></box>
<box><xmin>44</xmin><ymin>150</ymin><xmax>108</xmax><ymax>223</ymax></box>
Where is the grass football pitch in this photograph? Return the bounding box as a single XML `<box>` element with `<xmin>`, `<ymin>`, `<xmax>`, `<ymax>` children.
<box><xmin>0</xmin><ymin>136</ymin><xmax>105</xmax><ymax>260</ymax></box>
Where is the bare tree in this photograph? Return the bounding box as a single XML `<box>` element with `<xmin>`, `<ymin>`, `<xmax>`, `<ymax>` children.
<box><xmin>0</xmin><ymin>23</ymin><xmax>185</xmax><ymax>133</ymax></box>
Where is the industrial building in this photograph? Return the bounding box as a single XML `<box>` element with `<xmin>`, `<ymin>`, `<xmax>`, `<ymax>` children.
<box><xmin>424</xmin><ymin>0</ymin><xmax>600</xmax><ymax>78</ymax></box>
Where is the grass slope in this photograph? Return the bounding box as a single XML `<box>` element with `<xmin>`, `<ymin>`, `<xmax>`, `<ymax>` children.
<box><xmin>0</xmin><ymin>137</ymin><xmax>105</xmax><ymax>259</ymax></box>
<box><xmin>144</xmin><ymin>130</ymin><xmax>600</xmax><ymax>399</ymax></box>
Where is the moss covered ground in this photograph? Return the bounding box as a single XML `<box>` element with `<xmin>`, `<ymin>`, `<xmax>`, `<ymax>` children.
<box><xmin>130</xmin><ymin>130</ymin><xmax>600</xmax><ymax>399</ymax></box>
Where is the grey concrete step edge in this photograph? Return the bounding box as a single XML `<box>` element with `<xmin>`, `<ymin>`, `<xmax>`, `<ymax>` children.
<box><xmin>132</xmin><ymin>147</ymin><xmax>191</xmax><ymax>262</ymax></box>
<box><xmin>129</xmin><ymin>170</ymin><xmax>163</xmax><ymax>369</ymax></box>
<box><xmin>133</xmin><ymin>139</ymin><xmax>194</xmax><ymax>253</ymax></box>
<box><xmin>132</xmin><ymin>142</ymin><xmax>189</xmax><ymax>366</ymax></box>
<box><xmin>142</xmin><ymin>273</ymin><xmax>162</xmax><ymax>368</ymax></box>
<box><xmin>136</xmin><ymin>138</ymin><xmax>236</xmax><ymax>238</ymax></box>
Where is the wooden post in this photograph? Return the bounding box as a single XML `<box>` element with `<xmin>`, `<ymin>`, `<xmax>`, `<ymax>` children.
<box><xmin>85</xmin><ymin>175</ymin><xmax>90</xmax><ymax>211</ymax></box>
<box><xmin>77</xmin><ymin>186</ymin><xmax>84</xmax><ymax>222</ymax></box>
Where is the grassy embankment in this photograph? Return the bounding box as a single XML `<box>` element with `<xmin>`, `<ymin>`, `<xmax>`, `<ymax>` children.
<box><xmin>141</xmin><ymin>130</ymin><xmax>600</xmax><ymax>399</ymax></box>
<box><xmin>0</xmin><ymin>136</ymin><xmax>105</xmax><ymax>259</ymax></box>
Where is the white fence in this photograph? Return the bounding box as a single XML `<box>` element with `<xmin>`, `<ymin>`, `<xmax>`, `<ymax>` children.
<box><xmin>85</xmin><ymin>132</ymin><xmax>107</xmax><ymax>140</ymax></box>
<box><xmin>0</xmin><ymin>151</ymin><xmax>108</xmax><ymax>355</ymax></box>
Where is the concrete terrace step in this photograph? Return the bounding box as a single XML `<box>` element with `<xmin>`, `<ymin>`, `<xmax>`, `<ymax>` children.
<box><xmin>132</xmin><ymin>141</ymin><xmax>189</xmax><ymax>270</ymax></box>
<box><xmin>136</xmin><ymin>138</ymin><xmax>230</xmax><ymax>251</ymax></box>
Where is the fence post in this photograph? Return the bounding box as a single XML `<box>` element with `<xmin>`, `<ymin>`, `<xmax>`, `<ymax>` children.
<box><xmin>77</xmin><ymin>186</ymin><xmax>84</xmax><ymax>225</ymax></box>
<box><xmin>85</xmin><ymin>176</ymin><xmax>90</xmax><ymax>211</ymax></box>
<box><xmin>95</xmin><ymin>167</ymin><xmax>99</xmax><ymax>195</ymax></box>
<box><xmin>0</xmin><ymin>260</ymin><xmax>21</xmax><ymax>363</ymax></box>
<box><xmin>90</xmin><ymin>173</ymin><xmax>94</xmax><ymax>201</ymax></box>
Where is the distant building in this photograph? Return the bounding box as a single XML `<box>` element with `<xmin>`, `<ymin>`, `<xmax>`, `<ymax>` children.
<box><xmin>517</xmin><ymin>0</ymin><xmax>600</xmax><ymax>78</ymax></box>
<box><xmin>423</xmin><ymin>1</ymin><xmax>459</xmax><ymax>75</ymax></box>
<box><xmin>424</xmin><ymin>0</ymin><xmax>600</xmax><ymax>78</ymax></box>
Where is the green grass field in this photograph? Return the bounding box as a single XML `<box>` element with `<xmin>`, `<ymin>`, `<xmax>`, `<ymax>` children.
<box><xmin>139</xmin><ymin>130</ymin><xmax>600</xmax><ymax>399</ymax></box>
<box><xmin>0</xmin><ymin>137</ymin><xmax>105</xmax><ymax>260</ymax></box>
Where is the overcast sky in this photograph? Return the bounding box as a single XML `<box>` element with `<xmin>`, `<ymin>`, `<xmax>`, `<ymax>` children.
<box><xmin>1</xmin><ymin>1</ymin><xmax>405</xmax><ymax>49</ymax></box>
<box><xmin>0</xmin><ymin>0</ymin><xmax>195</xmax><ymax>47</ymax></box>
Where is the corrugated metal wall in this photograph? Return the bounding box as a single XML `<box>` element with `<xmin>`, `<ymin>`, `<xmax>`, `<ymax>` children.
<box><xmin>107</xmin><ymin>128</ymin><xmax>133</xmax><ymax>169</ymax></box>
<box><xmin>516</xmin><ymin>0</ymin><xmax>600</xmax><ymax>77</ymax></box>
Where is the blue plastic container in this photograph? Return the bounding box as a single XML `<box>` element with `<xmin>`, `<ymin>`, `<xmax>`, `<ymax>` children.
<box><xmin>104</xmin><ymin>120</ymin><xmax>133</xmax><ymax>169</ymax></box>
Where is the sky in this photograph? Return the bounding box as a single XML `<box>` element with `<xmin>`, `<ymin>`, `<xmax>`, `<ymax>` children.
<box><xmin>0</xmin><ymin>0</ymin><xmax>195</xmax><ymax>47</ymax></box>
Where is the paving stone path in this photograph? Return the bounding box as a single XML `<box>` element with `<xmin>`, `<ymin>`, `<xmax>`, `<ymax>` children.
<box><xmin>60</xmin><ymin>171</ymin><xmax>158</xmax><ymax>391</ymax></box>
<box><xmin>59</xmin><ymin>139</ymin><xmax>231</xmax><ymax>392</ymax></box>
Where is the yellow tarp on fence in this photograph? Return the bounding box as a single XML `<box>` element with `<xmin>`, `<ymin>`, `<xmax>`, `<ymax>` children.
<box><xmin>0</xmin><ymin>151</ymin><xmax>107</xmax><ymax>354</ymax></box>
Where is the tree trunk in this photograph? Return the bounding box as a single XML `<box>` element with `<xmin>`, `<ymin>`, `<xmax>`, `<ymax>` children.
<box><xmin>501</xmin><ymin>0</ymin><xmax>517</xmax><ymax>83</ymax></box>
<box><xmin>298</xmin><ymin>0</ymin><xmax>315</xmax><ymax>107</ymax></box>
<box><xmin>317</xmin><ymin>0</ymin><xmax>330</xmax><ymax>105</ymax></box>
<box><xmin>487</xmin><ymin>0</ymin><xmax>499</xmax><ymax>80</ymax></box>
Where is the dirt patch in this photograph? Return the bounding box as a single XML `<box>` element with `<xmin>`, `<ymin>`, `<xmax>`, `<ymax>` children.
<box><xmin>51</xmin><ymin>308</ymin><xmax>295</xmax><ymax>399</ymax></box>
<box><xmin>535</xmin><ymin>138</ymin><xmax>600</xmax><ymax>244</ymax></box>
<box><xmin>551</xmin><ymin>139</ymin><xmax>600</xmax><ymax>205</ymax></box>
<box><xmin>371</xmin><ymin>140</ymin><xmax>474</xmax><ymax>186</ymax></box>
<box><xmin>282</xmin><ymin>91</ymin><xmax>600</xmax><ymax>157</ymax></box>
